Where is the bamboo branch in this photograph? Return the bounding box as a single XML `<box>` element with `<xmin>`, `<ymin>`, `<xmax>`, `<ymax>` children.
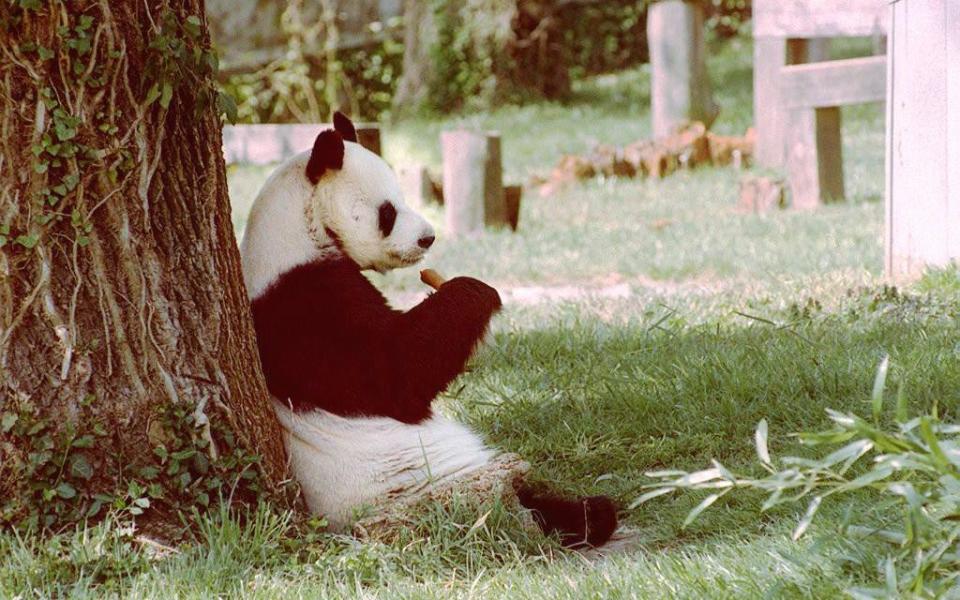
<box><xmin>419</xmin><ymin>268</ymin><xmax>446</xmax><ymax>291</ymax></box>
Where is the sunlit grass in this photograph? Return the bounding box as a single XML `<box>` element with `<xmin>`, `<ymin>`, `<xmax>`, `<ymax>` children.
<box><xmin>7</xmin><ymin>33</ymin><xmax>937</xmax><ymax>598</ymax></box>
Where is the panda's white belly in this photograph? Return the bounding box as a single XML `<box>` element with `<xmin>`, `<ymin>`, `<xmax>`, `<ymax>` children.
<box><xmin>272</xmin><ymin>401</ymin><xmax>496</xmax><ymax>530</ymax></box>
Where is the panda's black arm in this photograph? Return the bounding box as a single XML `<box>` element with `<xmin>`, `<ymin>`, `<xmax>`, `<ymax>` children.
<box><xmin>251</xmin><ymin>262</ymin><xmax>499</xmax><ymax>424</ymax></box>
<box><xmin>385</xmin><ymin>276</ymin><xmax>502</xmax><ymax>417</ymax></box>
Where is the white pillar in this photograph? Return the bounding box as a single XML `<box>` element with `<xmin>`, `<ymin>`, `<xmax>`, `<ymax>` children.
<box><xmin>885</xmin><ymin>1</ymin><xmax>960</xmax><ymax>278</ymax></box>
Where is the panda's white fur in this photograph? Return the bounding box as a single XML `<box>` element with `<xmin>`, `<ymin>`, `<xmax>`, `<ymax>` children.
<box><xmin>272</xmin><ymin>402</ymin><xmax>495</xmax><ymax>528</ymax></box>
<box><xmin>240</xmin><ymin>141</ymin><xmax>496</xmax><ymax>530</ymax></box>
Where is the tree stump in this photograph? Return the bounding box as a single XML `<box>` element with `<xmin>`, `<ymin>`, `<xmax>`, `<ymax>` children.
<box><xmin>440</xmin><ymin>130</ymin><xmax>507</xmax><ymax>235</ymax></box>
<box><xmin>356</xmin><ymin>125</ymin><xmax>381</xmax><ymax>156</ymax></box>
<box><xmin>647</xmin><ymin>0</ymin><xmax>717</xmax><ymax>139</ymax></box>
<box><xmin>504</xmin><ymin>185</ymin><xmax>523</xmax><ymax>231</ymax></box>
<box><xmin>397</xmin><ymin>164</ymin><xmax>437</xmax><ymax>207</ymax></box>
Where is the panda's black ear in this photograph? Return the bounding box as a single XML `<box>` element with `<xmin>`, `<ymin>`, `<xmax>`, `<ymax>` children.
<box><xmin>306</xmin><ymin>130</ymin><xmax>344</xmax><ymax>184</ymax></box>
<box><xmin>332</xmin><ymin>111</ymin><xmax>358</xmax><ymax>143</ymax></box>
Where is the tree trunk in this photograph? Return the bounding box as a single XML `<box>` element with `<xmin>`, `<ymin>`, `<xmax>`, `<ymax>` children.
<box><xmin>0</xmin><ymin>0</ymin><xmax>287</xmax><ymax>529</ymax></box>
<box><xmin>392</xmin><ymin>0</ymin><xmax>436</xmax><ymax>114</ymax></box>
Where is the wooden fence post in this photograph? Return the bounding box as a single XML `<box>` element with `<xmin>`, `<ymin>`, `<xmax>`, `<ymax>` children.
<box><xmin>778</xmin><ymin>55</ymin><xmax>886</xmax><ymax>207</ymax></box>
<box><xmin>753</xmin><ymin>38</ymin><xmax>831</xmax><ymax>168</ymax></box>
<box><xmin>886</xmin><ymin>0</ymin><xmax>960</xmax><ymax>278</ymax></box>
<box><xmin>647</xmin><ymin>0</ymin><xmax>716</xmax><ymax>139</ymax></box>
<box><xmin>440</xmin><ymin>130</ymin><xmax>507</xmax><ymax>236</ymax></box>
<box><xmin>786</xmin><ymin>106</ymin><xmax>843</xmax><ymax>208</ymax></box>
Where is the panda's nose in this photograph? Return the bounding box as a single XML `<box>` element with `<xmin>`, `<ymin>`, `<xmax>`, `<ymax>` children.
<box><xmin>417</xmin><ymin>235</ymin><xmax>436</xmax><ymax>249</ymax></box>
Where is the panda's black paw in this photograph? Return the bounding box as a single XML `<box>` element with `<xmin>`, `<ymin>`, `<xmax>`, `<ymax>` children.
<box><xmin>579</xmin><ymin>495</ymin><xmax>619</xmax><ymax>548</ymax></box>
<box><xmin>517</xmin><ymin>487</ymin><xmax>619</xmax><ymax>549</ymax></box>
<box><xmin>441</xmin><ymin>276</ymin><xmax>502</xmax><ymax>314</ymax></box>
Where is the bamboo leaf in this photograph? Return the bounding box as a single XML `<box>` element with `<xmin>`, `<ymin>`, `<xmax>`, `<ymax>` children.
<box><xmin>755</xmin><ymin>419</ymin><xmax>771</xmax><ymax>466</ymax></box>
<box><xmin>834</xmin><ymin>465</ymin><xmax>894</xmax><ymax>494</ymax></box>
<box><xmin>792</xmin><ymin>495</ymin><xmax>822</xmax><ymax>540</ymax></box>
<box><xmin>872</xmin><ymin>356</ymin><xmax>889</xmax><ymax>423</ymax></box>
<box><xmin>919</xmin><ymin>416</ymin><xmax>951</xmax><ymax>470</ymax></box>
<box><xmin>629</xmin><ymin>487</ymin><xmax>674</xmax><ymax>509</ymax></box>
<box><xmin>465</xmin><ymin>509</ymin><xmax>491</xmax><ymax>538</ymax></box>
<box><xmin>895</xmin><ymin>379</ymin><xmax>909</xmax><ymax>423</ymax></box>
<box><xmin>683</xmin><ymin>491</ymin><xmax>726</xmax><ymax>528</ymax></box>
<box><xmin>683</xmin><ymin>468</ymin><xmax>724</xmax><ymax>486</ymax></box>
<box><xmin>884</xmin><ymin>557</ymin><xmax>898</xmax><ymax>596</ymax></box>
<box><xmin>821</xmin><ymin>439</ymin><xmax>873</xmax><ymax>471</ymax></box>
<box><xmin>644</xmin><ymin>469</ymin><xmax>689</xmax><ymax>478</ymax></box>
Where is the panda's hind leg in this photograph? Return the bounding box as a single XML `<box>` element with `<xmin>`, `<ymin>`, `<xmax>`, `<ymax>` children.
<box><xmin>515</xmin><ymin>485</ymin><xmax>618</xmax><ymax>548</ymax></box>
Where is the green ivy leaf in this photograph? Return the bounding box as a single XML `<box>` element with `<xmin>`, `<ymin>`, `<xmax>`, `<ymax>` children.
<box><xmin>63</xmin><ymin>173</ymin><xmax>79</xmax><ymax>191</ymax></box>
<box><xmin>1</xmin><ymin>412</ymin><xmax>17</xmax><ymax>433</ymax></box>
<box><xmin>184</xmin><ymin>15</ymin><xmax>201</xmax><ymax>38</ymax></box>
<box><xmin>72</xmin><ymin>435</ymin><xmax>95</xmax><ymax>448</ymax></box>
<box><xmin>15</xmin><ymin>234</ymin><xmax>39</xmax><ymax>249</ymax></box>
<box><xmin>70</xmin><ymin>455</ymin><xmax>93</xmax><ymax>480</ymax></box>
<box><xmin>159</xmin><ymin>82</ymin><xmax>173</xmax><ymax>109</ymax></box>
<box><xmin>217</xmin><ymin>91</ymin><xmax>238</xmax><ymax>124</ymax></box>
<box><xmin>145</xmin><ymin>83</ymin><xmax>161</xmax><ymax>106</ymax></box>
<box><xmin>86</xmin><ymin>499</ymin><xmax>104</xmax><ymax>518</ymax></box>
<box><xmin>56</xmin><ymin>482</ymin><xmax>77</xmax><ymax>499</ymax></box>
<box><xmin>172</xmin><ymin>449</ymin><xmax>196</xmax><ymax>461</ymax></box>
<box><xmin>54</xmin><ymin>121</ymin><xmax>77</xmax><ymax>141</ymax></box>
<box><xmin>34</xmin><ymin>162</ymin><xmax>48</xmax><ymax>174</ymax></box>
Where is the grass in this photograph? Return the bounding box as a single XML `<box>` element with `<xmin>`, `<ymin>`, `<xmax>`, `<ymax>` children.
<box><xmin>7</xmin><ymin>35</ymin><xmax>960</xmax><ymax>598</ymax></box>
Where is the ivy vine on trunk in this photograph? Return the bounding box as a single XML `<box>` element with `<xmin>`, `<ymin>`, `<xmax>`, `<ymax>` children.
<box><xmin>0</xmin><ymin>0</ymin><xmax>289</xmax><ymax>532</ymax></box>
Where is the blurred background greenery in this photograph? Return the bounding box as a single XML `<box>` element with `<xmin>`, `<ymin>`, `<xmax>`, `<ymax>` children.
<box><xmin>212</xmin><ymin>0</ymin><xmax>749</xmax><ymax>123</ymax></box>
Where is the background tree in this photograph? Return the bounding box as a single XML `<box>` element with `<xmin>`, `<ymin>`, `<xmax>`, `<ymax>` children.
<box><xmin>0</xmin><ymin>0</ymin><xmax>288</xmax><ymax>530</ymax></box>
<box><xmin>392</xmin><ymin>0</ymin><xmax>436</xmax><ymax>113</ymax></box>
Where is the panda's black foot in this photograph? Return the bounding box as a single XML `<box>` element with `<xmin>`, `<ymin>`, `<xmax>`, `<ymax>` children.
<box><xmin>516</xmin><ymin>486</ymin><xmax>618</xmax><ymax>548</ymax></box>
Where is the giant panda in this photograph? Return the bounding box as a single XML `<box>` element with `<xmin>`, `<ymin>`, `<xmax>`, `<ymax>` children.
<box><xmin>239</xmin><ymin>112</ymin><xmax>617</xmax><ymax>548</ymax></box>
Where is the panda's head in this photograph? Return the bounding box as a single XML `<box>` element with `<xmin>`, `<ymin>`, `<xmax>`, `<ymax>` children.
<box><xmin>304</xmin><ymin>113</ymin><xmax>435</xmax><ymax>272</ymax></box>
<box><xmin>240</xmin><ymin>113</ymin><xmax>435</xmax><ymax>299</ymax></box>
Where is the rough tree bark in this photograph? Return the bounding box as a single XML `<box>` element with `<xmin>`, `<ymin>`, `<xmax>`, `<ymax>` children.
<box><xmin>0</xmin><ymin>0</ymin><xmax>287</xmax><ymax>527</ymax></box>
<box><xmin>392</xmin><ymin>0</ymin><xmax>436</xmax><ymax>113</ymax></box>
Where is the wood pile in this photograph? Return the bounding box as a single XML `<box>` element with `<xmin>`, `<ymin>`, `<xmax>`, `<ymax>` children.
<box><xmin>533</xmin><ymin>122</ymin><xmax>755</xmax><ymax>196</ymax></box>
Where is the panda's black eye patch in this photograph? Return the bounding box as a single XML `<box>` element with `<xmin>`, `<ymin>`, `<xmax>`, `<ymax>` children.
<box><xmin>378</xmin><ymin>201</ymin><xmax>397</xmax><ymax>237</ymax></box>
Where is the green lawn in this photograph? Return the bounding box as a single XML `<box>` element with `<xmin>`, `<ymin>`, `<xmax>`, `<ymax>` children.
<box><xmin>7</xmin><ymin>36</ymin><xmax>960</xmax><ymax>598</ymax></box>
